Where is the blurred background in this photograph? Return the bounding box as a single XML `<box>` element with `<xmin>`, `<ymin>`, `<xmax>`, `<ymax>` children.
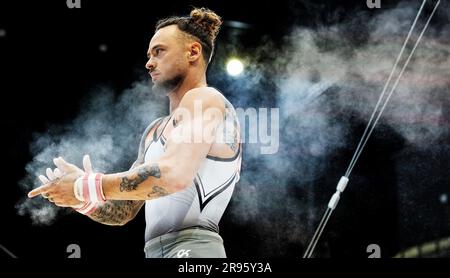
<box><xmin>0</xmin><ymin>0</ymin><xmax>448</xmax><ymax>258</ymax></box>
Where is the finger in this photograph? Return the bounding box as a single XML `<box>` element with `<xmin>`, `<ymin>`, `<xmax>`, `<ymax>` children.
<box><xmin>38</xmin><ymin>175</ymin><xmax>50</xmax><ymax>184</ymax></box>
<box><xmin>28</xmin><ymin>184</ymin><xmax>52</xmax><ymax>198</ymax></box>
<box><xmin>53</xmin><ymin>157</ymin><xmax>79</xmax><ymax>173</ymax></box>
<box><xmin>46</xmin><ymin>168</ymin><xmax>56</xmax><ymax>180</ymax></box>
<box><xmin>53</xmin><ymin>168</ymin><xmax>63</xmax><ymax>178</ymax></box>
<box><xmin>83</xmin><ymin>154</ymin><xmax>93</xmax><ymax>174</ymax></box>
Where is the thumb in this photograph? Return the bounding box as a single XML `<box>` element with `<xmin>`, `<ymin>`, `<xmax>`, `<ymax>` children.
<box><xmin>53</xmin><ymin>157</ymin><xmax>79</xmax><ymax>173</ymax></box>
<box><xmin>83</xmin><ymin>154</ymin><xmax>93</xmax><ymax>174</ymax></box>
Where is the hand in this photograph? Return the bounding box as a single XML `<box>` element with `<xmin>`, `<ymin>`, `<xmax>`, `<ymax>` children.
<box><xmin>28</xmin><ymin>156</ymin><xmax>90</xmax><ymax>207</ymax></box>
<box><xmin>35</xmin><ymin>166</ymin><xmax>74</xmax><ymax>207</ymax></box>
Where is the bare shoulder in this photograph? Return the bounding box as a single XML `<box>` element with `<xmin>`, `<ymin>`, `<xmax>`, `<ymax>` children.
<box><xmin>180</xmin><ymin>87</ymin><xmax>225</xmax><ymax>112</ymax></box>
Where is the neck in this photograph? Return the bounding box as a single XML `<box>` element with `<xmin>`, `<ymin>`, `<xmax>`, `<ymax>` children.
<box><xmin>167</xmin><ymin>73</ymin><xmax>207</xmax><ymax>113</ymax></box>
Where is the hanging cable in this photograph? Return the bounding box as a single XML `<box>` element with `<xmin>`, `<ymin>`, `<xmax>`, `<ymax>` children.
<box><xmin>303</xmin><ymin>0</ymin><xmax>441</xmax><ymax>258</ymax></box>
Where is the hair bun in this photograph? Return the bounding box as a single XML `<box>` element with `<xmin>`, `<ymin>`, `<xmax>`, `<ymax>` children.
<box><xmin>190</xmin><ymin>7</ymin><xmax>222</xmax><ymax>42</ymax></box>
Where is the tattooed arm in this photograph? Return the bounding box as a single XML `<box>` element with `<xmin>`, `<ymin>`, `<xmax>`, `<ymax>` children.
<box><xmin>26</xmin><ymin>89</ymin><xmax>225</xmax><ymax>209</ymax></box>
<box><xmin>87</xmin><ymin>200</ymin><xmax>144</xmax><ymax>226</ymax></box>
<box><xmin>101</xmin><ymin>88</ymin><xmax>225</xmax><ymax>201</ymax></box>
<box><xmin>86</xmin><ymin>161</ymin><xmax>145</xmax><ymax>226</ymax></box>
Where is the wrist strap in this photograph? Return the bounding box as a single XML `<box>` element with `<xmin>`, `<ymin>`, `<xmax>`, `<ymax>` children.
<box><xmin>74</xmin><ymin>173</ymin><xmax>106</xmax><ymax>203</ymax></box>
<box><xmin>73</xmin><ymin>201</ymin><xmax>101</xmax><ymax>215</ymax></box>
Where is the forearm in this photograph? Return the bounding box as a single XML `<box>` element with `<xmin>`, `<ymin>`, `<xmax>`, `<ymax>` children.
<box><xmin>101</xmin><ymin>162</ymin><xmax>185</xmax><ymax>201</ymax></box>
<box><xmin>87</xmin><ymin>200</ymin><xmax>144</xmax><ymax>226</ymax></box>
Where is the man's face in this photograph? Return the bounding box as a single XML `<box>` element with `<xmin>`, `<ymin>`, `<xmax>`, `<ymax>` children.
<box><xmin>146</xmin><ymin>25</ymin><xmax>189</xmax><ymax>95</ymax></box>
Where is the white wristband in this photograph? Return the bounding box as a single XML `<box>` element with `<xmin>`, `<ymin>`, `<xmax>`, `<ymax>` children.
<box><xmin>73</xmin><ymin>201</ymin><xmax>101</xmax><ymax>215</ymax></box>
<box><xmin>74</xmin><ymin>173</ymin><xmax>106</xmax><ymax>203</ymax></box>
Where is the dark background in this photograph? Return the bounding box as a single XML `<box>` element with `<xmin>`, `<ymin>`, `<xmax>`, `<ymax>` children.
<box><xmin>0</xmin><ymin>0</ymin><xmax>448</xmax><ymax>259</ymax></box>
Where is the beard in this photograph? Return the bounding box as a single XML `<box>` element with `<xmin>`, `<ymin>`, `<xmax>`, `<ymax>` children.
<box><xmin>152</xmin><ymin>73</ymin><xmax>184</xmax><ymax>95</ymax></box>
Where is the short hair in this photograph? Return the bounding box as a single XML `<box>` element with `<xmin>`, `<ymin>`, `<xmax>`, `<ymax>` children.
<box><xmin>155</xmin><ymin>7</ymin><xmax>222</xmax><ymax>64</ymax></box>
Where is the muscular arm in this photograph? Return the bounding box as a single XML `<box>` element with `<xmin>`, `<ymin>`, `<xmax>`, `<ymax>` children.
<box><xmin>86</xmin><ymin>160</ymin><xmax>145</xmax><ymax>226</ymax></box>
<box><xmin>101</xmin><ymin>88</ymin><xmax>225</xmax><ymax>201</ymax></box>
<box><xmin>87</xmin><ymin>199</ymin><xmax>144</xmax><ymax>226</ymax></box>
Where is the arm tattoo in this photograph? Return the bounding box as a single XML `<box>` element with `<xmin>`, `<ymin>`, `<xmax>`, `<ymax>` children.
<box><xmin>119</xmin><ymin>164</ymin><xmax>161</xmax><ymax>192</ymax></box>
<box><xmin>226</xmin><ymin>139</ymin><xmax>238</xmax><ymax>152</ymax></box>
<box><xmin>173</xmin><ymin>115</ymin><xmax>182</xmax><ymax>127</ymax></box>
<box><xmin>224</xmin><ymin>117</ymin><xmax>239</xmax><ymax>152</ymax></box>
<box><xmin>147</xmin><ymin>185</ymin><xmax>169</xmax><ymax>198</ymax></box>
<box><xmin>88</xmin><ymin>200</ymin><xmax>144</xmax><ymax>226</ymax></box>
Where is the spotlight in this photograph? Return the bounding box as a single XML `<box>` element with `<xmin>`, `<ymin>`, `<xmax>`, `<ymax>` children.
<box><xmin>99</xmin><ymin>44</ymin><xmax>108</xmax><ymax>52</ymax></box>
<box><xmin>440</xmin><ymin>193</ymin><xmax>448</xmax><ymax>204</ymax></box>
<box><xmin>226</xmin><ymin>58</ymin><xmax>244</xmax><ymax>76</ymax></box>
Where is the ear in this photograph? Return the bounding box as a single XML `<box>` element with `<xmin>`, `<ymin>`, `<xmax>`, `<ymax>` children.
<box><xmin>187</xmin><ymin>42</ymin><xmax>202</xmax><ymax>63</ymax></box>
